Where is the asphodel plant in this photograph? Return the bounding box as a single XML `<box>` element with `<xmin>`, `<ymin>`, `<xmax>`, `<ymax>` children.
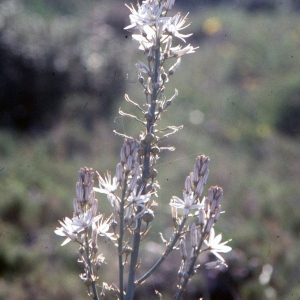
<box><xmin>55</xmin><ymin>1</ymin><xmax>232</xmax><ymax>300</ymax></box>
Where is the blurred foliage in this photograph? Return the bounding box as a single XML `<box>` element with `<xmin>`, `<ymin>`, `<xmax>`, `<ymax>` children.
<box><xmin>0</xmin><ymin>0</ymin><xmax>128</xmax><ymax>132</ymax></box>
<box><xmin>1</xmin><ymin>0</ymin><xmax>300</xmax><ymax>299</ymax></box>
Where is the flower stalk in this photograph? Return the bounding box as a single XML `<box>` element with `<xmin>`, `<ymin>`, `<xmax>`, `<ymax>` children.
<box><xmin>54</xmin><ymin>1</ymin><xmax>232</xmax><ymax>300</ymax></box>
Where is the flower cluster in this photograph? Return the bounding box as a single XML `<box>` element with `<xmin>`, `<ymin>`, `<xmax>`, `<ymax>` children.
<box><xmin>167</xmin><ymin>156</ymin><xmax>232</xmax><ymax>293</ymax></box>
<box><xmin>124</xmin><ymin>0</ymin><xmax>198</xmax><ymax>109</ymax></box>
<box><xmin>54</xmin><ymin>168</ymin><xmax>115</xmax><ymax>290</ymax></box>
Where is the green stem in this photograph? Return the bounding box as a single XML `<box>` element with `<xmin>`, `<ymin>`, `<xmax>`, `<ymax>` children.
<box><xmin>175</xmin><ymin>231</ymin><xmax>209</xmax><ymax>300</ymax></box>
<box><xmin>118</xmin><ymin>177</ymin><xmax>128</xmax><ymax>300</ymax></box>
<box><xmin>125</xmin><ymin>43</ymin><xmax>161</xmax><ymax>300</ymax></box>
<box><xmin>84</xmin><ymin>234</ymin><xmax>99</xmax><ymax>300</ymax></box>
<box><xmin>135</xmin><ymin>217</ymin><xmax>187</xmax><ymax>285</ymax></box>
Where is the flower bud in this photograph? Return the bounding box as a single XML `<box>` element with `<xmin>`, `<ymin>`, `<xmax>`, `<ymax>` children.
<box><xmin>116</xmin><ymin>163</ymin><xmax>124</xmax><ymax>182</ymax></box>
<box><xmin>198</xmin><ymin>207</ymin><xmax>205</xmax><ymax>227</ymax></box>
<box><xmin>179</xmin><ymin>237</ymin><xmax>187</xmax><ymax>261</ymax></box>
<box><xmin>190</xmin><ymin>222</ymin><xmax>197</xmax><ymax>248</ymax></box>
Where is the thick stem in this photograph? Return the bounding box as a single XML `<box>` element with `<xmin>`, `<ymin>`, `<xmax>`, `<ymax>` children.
<box><xmin>118</xmin><ymin>177</ymin><xmax>128</xmax><ymax>300</ymax></box>
<box><xmin>125</xmin><ymin>44</ymin><xmax>161</xmax><ymax>300</ymax></box>
<box><xmin>85</xmin><ymin>234</ymin><xmax>99</xmax><ymax>300</ymax></box>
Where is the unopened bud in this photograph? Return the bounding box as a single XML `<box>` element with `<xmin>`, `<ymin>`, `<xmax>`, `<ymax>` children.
<box><xmin>179</xmin><ymin>237</ymin><xmax>187</xmax><ymax>261</ymax></box>
<box><xmin>214</xmin><ymin>205</ymin><xmax>221</xmax><ymax>222</ymax></box>
<box><xmin>185</xmin><ymin>175</ymin><xmax>192</xmax><ymax>194</ymax></box>
<box><xmin>120</xmin><ymin>147</ymin><xmax>126</xmax><ymax>164</ymax></box>
<box><xmin>198</xmin><ymin>207</ymin><xmax>205</xmax><ymax>227</ymax></box>
<box><xmin>116</xmin><ymin>163</ymin><xmax>124</xmax><ymax>182</ymax></box>
<box><xmin>210</xmin><ymin>200</ymin><xmax>217</xmax><ymax>215</ymax></box>
<box><xmin>205</xmin><ymin>218</ymin><xmax>215</xmax><ymax>234</ymax></box>
<box><xmin>195</xmin><ymin>178</ymin><xmax>204</xmax><ymax>197</ymax></box>
<box><xmin>126</xmin><ymin>155</ymin><xmax>133</xmax><ymax>172</ymax></box>
<box><xmin>204</xmin><ymin>197</ymin><xmax>209</xmax><ymax>213</ymax></box>
<box><xmin>190</xmin><ymin>222</ymin><xmax>197</xmax><ymax>248</ymax></box>
<box><xmin>73</xmin><ymin>198</ymin><xmax>80</xmax><ymax>215</ymax></box>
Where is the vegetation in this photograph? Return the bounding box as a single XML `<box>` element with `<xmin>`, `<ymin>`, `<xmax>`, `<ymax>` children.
<box><xmin>1</xmin><ymin>0</ymin><xmax>300</xmax><ymax>299</ymax></box>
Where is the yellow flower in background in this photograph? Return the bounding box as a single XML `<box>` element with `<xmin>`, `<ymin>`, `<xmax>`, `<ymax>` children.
<box><xmin>203</xmin><ymin>17</ymin><xmax>222</xmax><ymax>35</ymax></box>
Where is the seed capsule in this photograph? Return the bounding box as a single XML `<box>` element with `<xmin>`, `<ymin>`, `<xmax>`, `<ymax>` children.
<box><xmin>144</xmin><ymin>112</ymin><xmax>152</xmax><ymax>120</ymax></box>
<box><xmin>149</xmin><ymin>169</ymin><xmax>158</xmax><ymax>178</ymax></box>
<box><xmin>151</xmin><ymin>146</ymin><xmax>160</xmax><ymax>155</ymax></box>
<box><xmin>142</xmin><ymin>211</ymin><xmax>155</xmax><ymax>223</ymax></box>
<box><xmin>144</xmin><ymin>133</ymin><xmax>155</xmax><ymax>142</ymax></box>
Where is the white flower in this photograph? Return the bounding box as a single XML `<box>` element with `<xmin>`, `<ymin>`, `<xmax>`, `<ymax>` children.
<box><xmin>169</xmin><ymin>192</ymin><xmax>200</xmax><ymax>216</ymax></box>
<box><xmin>170</xmin><ymin>44</ymin><xmax>198</xmax><ymax>57</ymax></box>
<box><xmin>135</xmin><ymin>61</ymin><xmax>152</xmax><ymax>75</ymax></box>
<box><xmin>54</xmin><ymin>217</ymin><xmax>78</xmax><ymax>246</ymax></box>
<box><xmin>94</xmin><ymin>171</ymin><xmax>121</xmax><ymax>212</ymax></box>
<box><xmin>55</xmin><ymin>214</ymin><xmax>100</xmax><ymax>246</ymax></box>
<box><xmin>124</xmin><ymin>1</ymin><xmax>163</xmax><ymax>31</ymax></box>
<box><xmin>165</xmin><ymin>12</ymin><xmax>192</xmax><ymax>42</ymax></box>
<box><xmin>107</xmin><ymin>193</ymin><xmax>120</xmax><ymax>213</ymax></box>
<box><xmin>164</xmin><ymin>0</ymin><xmax>175</xmax><ymax>11</ymax></box>
<box><xmin>94</xmin><ymin>214</ymin><xmax>116</xmax><ymax>241</ymax></box>
<box><xmin>204</xmin><ymin>228</ymin><xmax>232</xmax><ymax>261</ymax></box>
<box><xmin>132</xmin><ymin>27</ymin><xmax>156</xmax><ymax>51</ymax></box>
<box><xmin>127</xmin><ymin>186</ymin><xmax>151</xmax><ymax>208</ymax></box>
<box><xmin>94</xmin><ymin>171</ymin><xmax>119</xmax><ymax>195</ymax></box>
<box><xmin>71</xmin><ymin>210</ymin><xmax>102</xmax><ymax>234</ymax></box>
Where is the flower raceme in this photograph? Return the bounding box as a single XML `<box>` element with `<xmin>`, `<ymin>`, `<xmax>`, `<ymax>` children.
<box><xmin>54</xmin><ymin>1</ymin><xmax>233</xmax><ymax>299</ymax></box>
